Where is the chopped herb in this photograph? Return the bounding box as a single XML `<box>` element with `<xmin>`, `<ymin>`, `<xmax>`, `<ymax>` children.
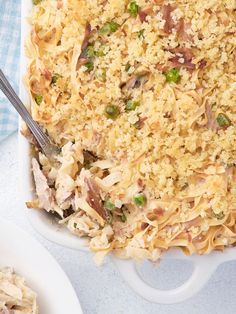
<box><xmin>86</xmin><ymin>45</ymin><xmax>96</xmax><ymax>58</ymax></box>
<box><xmin>128</xmin><ymin>1</ymin><xmax>139</xmax><ymax>17</ymax></box>
<box><xmin>32</xmin><ymin>0</ymin><xmax>42</xmax><ymax>4</ymax></box>
<box><xmin>95</xmin><ymin>69</ymin><xmax>106</xmax><ymax>82</ymax></box>
<box><xmin>120</xmin><ymin>212</ymin><xmax>127</xmax><ymax>223</ymax></box>
<box><xmin>99</xmin><ymin>21</ymin><xmax>119</xmax><ymax>35</ymax></box>
<box><xmin>138</xmin><ymin>29</ymin><xmax>144</xmax><ymax>39</ymax></box>
<box><xmin>51</xmin><ymin>73</ymin><xmax>60</xmax><ymax>85</ymax></box>
<box><xmin>165</xmin><ymin>68</ymin><xmax>181</xmax><ymax>83</ymax></box>
<box><xmin>133</xmin><ymin>193</ymin><xmax>147</xmax><ymax>206</ymax></box>
<box><xmin>84</xmin><ymin>61</ymin><xmax>94</xmax><ymax>73</ymax></box>
<box><xmin>107</xmin><ymin>211</ymin><xmax>113</xmax><ymax>224</ymax></box>
<box><xmin>74</xmin><ymin>222</ymin><xmax>77</xmax><ymax>228</ymax></box>
<box><xmin>125</xmin><ymin>63</ymin><xmax>131</xmax><ymax>72</ymax></box>
<box><xmin>216</xmin><ymin>113</ymin><xmax>231</xmax><ymax>128</ymax></box>
<box><xmin>35</xmin><ymin>94</ymin><xmax>43</xmax><ymax>105</ymax></box>
<box><xmin>125</xmin><ymin>100</ymin><xmax>140</xmax><ymax>111</ymax></box>
<box><xmin>95</xmin><ymin>45</ymin><xmax>106</xmax><ymax>57</ymax></box>
<box><xmin>104</xmin><ymin>199</ymin><xmax>115</xmax><ymax>211</ymax></box>
<box><xmin>213</xmin><ymin>211</ymin><xmax>225</xmax><ymax>220</ymax></box>
<box><xmin>105</xmin><ymin>105</ymin><xmax>120</xmax><ymax>119</ymax></box>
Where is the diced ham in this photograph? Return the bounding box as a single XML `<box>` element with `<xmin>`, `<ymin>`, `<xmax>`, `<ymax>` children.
<box><xmin>85</xmin><ymin>177</ymin><xmax>108</xmax><ymax>220</ymax></box>
<box><xmin>139</xmin><ymin>10</ymin><xmax>148</xmax><ymax>23</ymax></box>
<box><xmin>169</xmin><ymin>47</ymin><xmax>196</xmax><ymax>70</ymax></box>
<box><xmin>139</xmin><ymin>6</ymin><xmax>154</xmax><ymax>23</ymax></box>
<box><xmin>176</xmin><ymin>18</ymin><xmax>193</xmax><ymax>42</ymax></box>
<box><xmin>81</xmin><ymin>22</ymin><xmax>92</xmax><ymax>53</ymax></box>
<box><xmin>43</xmin><ymin>69</ymin><xmax>52</xmax><ymax>81</ymax></box>
<box><xmin>161</xmin><ymin>4</ymin><xmax>175</xmax><ymax>34</ymax></box>
<box><xmin>153</xmin><ymin>207</ymin><xmax>164</xmax><ymax>216</ymax></box>
<box><xmin>137</xmin><ymin>178</ymin><xmax>145</xmax><ymax>189</ymax></box>
<box><xmin>141</xmin><ymin>222</ymin><xmax>149</xmax><ymax>230</ymax></box>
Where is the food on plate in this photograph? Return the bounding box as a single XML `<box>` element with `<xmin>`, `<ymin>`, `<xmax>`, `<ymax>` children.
<box><xmin>25</xmin><ymin>0</ymin><xmax>236</xmax><ymax>263</ymax></box>
<box><xmin>0</xmin><ymin>268</ymin><xmax>38</xmax><ymax>313</ymax></box>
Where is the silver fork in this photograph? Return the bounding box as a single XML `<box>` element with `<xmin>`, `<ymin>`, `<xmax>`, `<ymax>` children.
<box><xmin>0</xmin><ymin>69</ymin><xmax>60</xmax><ymax>158</ymax></box>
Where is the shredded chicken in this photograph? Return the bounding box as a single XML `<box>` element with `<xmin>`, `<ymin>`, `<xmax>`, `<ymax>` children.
<box><xmin>161</xmin><ymin>4</ymin><xmax>175</xmax><ymax>34</ymax></box>
<box><xmin>0</xmin><ymin>268</ymin><xmax>38</xmax><ymax>314</ymax></box>
<box><xmin>32</xmin><ymin>158</ymin><xmax>61</xmax><ymax>215</ymax></box>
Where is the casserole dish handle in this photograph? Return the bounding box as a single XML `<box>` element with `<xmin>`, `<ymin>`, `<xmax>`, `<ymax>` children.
<box><xmin>113</xmin><ymin>250</ymin><xmax>236</xmax><ymax>304</ymax></box>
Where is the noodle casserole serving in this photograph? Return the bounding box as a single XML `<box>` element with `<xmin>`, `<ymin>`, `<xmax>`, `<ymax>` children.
<box><xmin>24</xmin><ymin>0</ymin><xmax>236</xmax><ymax>263</ymax></box>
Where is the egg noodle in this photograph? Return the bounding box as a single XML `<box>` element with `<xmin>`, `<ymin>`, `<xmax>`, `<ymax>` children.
<box><xmin>0</xmin><ymin>268</ymin><xmax>38</xmax><ymax>314</ymax></box>
<box><xmin>25</xmin><ymin>0</ymin><xmax>236</xmax><ymax>263</ymax></box>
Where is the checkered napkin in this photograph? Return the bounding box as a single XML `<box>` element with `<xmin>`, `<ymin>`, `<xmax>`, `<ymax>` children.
<box><xmin>0</xmin><ymin>1</ymin><xmax>21</xmax><ymax>141</ymax></box>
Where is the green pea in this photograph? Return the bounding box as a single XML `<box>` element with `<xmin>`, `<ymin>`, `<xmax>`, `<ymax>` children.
<box><xmin>99</xmin><ymin>21</ymin><xmax>119</xmax><ymax>35</ymax></box>
<box><xmin>84</xmin><ymin>61</ymin><xmax>94</xmax><ymax>73</ymax></box>
<box><xmin>164</xmin><ymin>68</ymin><xmax>181</xmax><ymax>83</ymax></box>
<box><xmin>125</xmin><ymin>63</ymin><xmax>131</xmax><ymax>72</ymax></box>
<box><xmin>138</xmin><ymin>29</ymin><xmax>144</xmax><ymax>39</ymax></box>
<box><xmin>125</xmin><ymin>100</ymin><xmax>140</xmax><ymax>111</ymax></box>
<box><xmin>95</xmin><ymin>45</ymin><xmax>106</xmax><ymax>57</ymax></box>
<box><xmin>105</xmin><ymin>105</ymin><xmax>120</xmax><ymax>119</ymax></box>
<box><xmin>120</xmin><ymin>212</ymin><xmax>127</xmax><ymax>223</ymax></box>
<box><xmin>86</xmin><ymin>45</ymin><xmax>96</xmax><ymax>58</ymax></box>
<box><xmin>133</xmin><ymin>193</ymin><xmax>147</xmax><ymax>206</ymax></box>
<box><xmin>216</xmin><ymin>113</ymin><xmax>231</xmax><ymax>128</ymax></box>
<box><xmin>104</xmin><ymin>199</ymin><xmax>115</xmax><ymax>211</ymax></box>
<box><xmin>128</xmin><ymin>1</ymin><xmax>139</xmax><ymax>17</ymax></box>
<box><xmin>35</xmin><ymin>94</ymin><xmax>43</xmax><ymax>105</ymax></box>
<box><xmin>51</xmin><ymin>73</ymin><xmax>60</xmax><ymax>85</ymax></box>
<box><xmin>95</xmin><ymin>69</ymin><xmax>106</xmax><ymax>82</ymax></box>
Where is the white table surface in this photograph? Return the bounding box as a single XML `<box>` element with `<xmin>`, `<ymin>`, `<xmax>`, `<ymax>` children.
<box><xmin>0</xmin><ymin>133</ymin><xmax>235</xmax><ymax>314</ymax></box>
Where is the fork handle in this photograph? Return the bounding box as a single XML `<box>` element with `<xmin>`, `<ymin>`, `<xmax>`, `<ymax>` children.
<box><xmin>0</xmin><ymin>69</ymin><xmax>55</xmax><ymax>155</ymax></box>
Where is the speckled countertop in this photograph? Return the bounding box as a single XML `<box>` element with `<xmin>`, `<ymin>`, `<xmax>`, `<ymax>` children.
<box><xmin>0</xmin><ymin>133</ymin><xmax>235</xmax><ymax>314</ymax></box>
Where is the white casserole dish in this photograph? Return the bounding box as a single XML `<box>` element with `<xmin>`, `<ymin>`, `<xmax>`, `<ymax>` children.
<box><xmin>19</xmin><ymin>0</ymin><xmax>236</xmax><ymax>304</ymax></box>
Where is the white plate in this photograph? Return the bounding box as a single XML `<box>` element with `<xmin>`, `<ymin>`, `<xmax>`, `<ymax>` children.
<box><xmin>0</xmin><ymin>217</ymin><xmax>82</xmax><ymax>314</ymax></box>
<box><xmin>20</xmin><ymin>0</ymin><xmax>236</xmax><ymax>305</ymax></box>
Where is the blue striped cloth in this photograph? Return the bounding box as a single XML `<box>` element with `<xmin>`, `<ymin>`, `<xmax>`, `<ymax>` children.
<box><xmin>0</xmin><ymin>1</ymin><xmax>21</xmax><ymax>141</ymax></box>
